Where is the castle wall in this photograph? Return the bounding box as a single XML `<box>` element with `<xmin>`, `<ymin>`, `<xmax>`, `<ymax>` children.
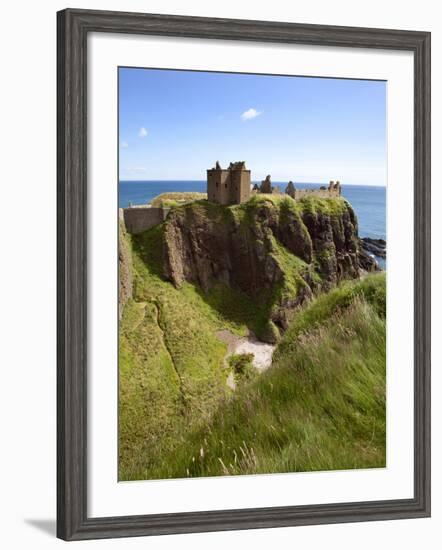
<box><xmin>207</xmin><ymin>169</ymin><xmax>231</xmax><ymax>205</ymax></box>
<box><xmin>230</xmin><ymin>169</ymin><xmax>251</xmax><ymax>203</ymax></box>
<box><xmin>123</xmin><ymin>206</ymin><xmax>170</xmax><ymax>234</ymax></box>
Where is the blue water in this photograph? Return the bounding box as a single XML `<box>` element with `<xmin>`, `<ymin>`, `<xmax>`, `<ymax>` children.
<box><xmin>119</xmin><ymin>180</ymin><xmax>386</xmax><ymax>242</ymax></box>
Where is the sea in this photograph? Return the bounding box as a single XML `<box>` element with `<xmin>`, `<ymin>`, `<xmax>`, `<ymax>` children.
<box><xmin>119</xmin><ymin>180</ymin><xmax>386</xmax><ymax>266</ymax></box>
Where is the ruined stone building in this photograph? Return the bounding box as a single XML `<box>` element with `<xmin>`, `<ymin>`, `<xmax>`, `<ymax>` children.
<box><xmin>207</xmin><ymin>161</ymin><xmax>251</xmax><ymax>205</ymax></box>
<box><xmin>260</xmin><ymin>175</ymin><xmax>273</xmax><ymax>194</ymax></box>
<box><xmin>207</xmin><ymin>161</ymin><xmax>342</xmax><ymax>205</ymax></box>
<box><xmin>284</xmin><ymin>179</ymin><xmax>341</xmax><ymax>199</ymax></box>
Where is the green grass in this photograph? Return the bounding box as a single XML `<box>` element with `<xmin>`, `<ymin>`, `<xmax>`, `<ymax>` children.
<box><xmin>119</xmin><ymin>299</ymin><xmax>183</xmax><ymax>476</ymax></box>
<box><xmin>119</xmin><ymin>224</ymin><xmax>274</xmax><ymax>480</ymax></box>
<box><xmin>142</xmin><ymin>274</ymin><xmax>386</xmax><ymax>479</ymax></box>
<box><xmin>191</xmin><ymin>282</ymin><xmax>271</xmax><ymax>337</ymax></box>
<box><xmin>149</xmin><ymin>192</ymin><xmax>207</xmax><ymax>207</ymax></box>
<box><xmin>119</xmin><ymin>225</ymin><xmax>230</xmax><ymax>479</ymax></box>
<box><xmin>239</xmin><ymin>192</ymin><xmax>351</xmax><ymax>217</ymax></box>
<box><xmin>228</xmin><ymin>353</ymin><xmax>257</xmax><ymax>385</ymax></box>
<box><xmin>268</xmin><ymin>235</ymin><xmax>311</xmax><ymax>304</ymax></box>
<box><xmin>274</xmin><ymin>272</ymin><xmax>386</xmax><ymax>360</ymax></box>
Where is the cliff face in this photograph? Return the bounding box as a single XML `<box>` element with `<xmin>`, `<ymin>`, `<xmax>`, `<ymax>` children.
<box><xmin>161</xmin><ymin>196</ymin><xmax>376</xmax><ymax>339</ymax></box>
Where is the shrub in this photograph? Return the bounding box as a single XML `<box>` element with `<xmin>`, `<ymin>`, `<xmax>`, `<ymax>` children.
<box><xmin>228</xmin><ymin>353</ymin><xmax>255</xmax><ymax>383</ymax></box>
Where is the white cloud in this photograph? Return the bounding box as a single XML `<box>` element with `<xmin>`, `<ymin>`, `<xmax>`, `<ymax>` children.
<box><xmin>120</xmin><ymin>141</ymin><xmax>129</xmax><ymax>148</ymax></box>
<box><xmin>240</xmin><ymin>108</ymin><xmax>262</xmax><ymax>121</ymax></box>
<box><xmin>138</xmin><ymin>127</ymin><xmax>148</xmax><ymax>137</ymax></box>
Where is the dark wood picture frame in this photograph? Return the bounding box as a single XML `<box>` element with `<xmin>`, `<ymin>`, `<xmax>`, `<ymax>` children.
<box><xmin>57</xmin><ymin>8</ymin><xmax>431</xmax><ymax>541</ymax></box>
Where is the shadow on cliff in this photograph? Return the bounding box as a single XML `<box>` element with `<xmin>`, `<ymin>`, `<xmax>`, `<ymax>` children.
<box><xmin>192</xmin><ymin>280</ymin><xmax>274</xmax><ymax>339</ymax></box>
<box><xmin>130</xmin><ymin>224</ymin><xmax>165</xmax><ymax>279</ymax></box>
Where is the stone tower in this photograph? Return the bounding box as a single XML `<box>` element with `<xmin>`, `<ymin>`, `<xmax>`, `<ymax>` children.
<box><xmin>207</xmin><ymin>161</ymin><xmax>251</xmax><ymax>205</ymax></box>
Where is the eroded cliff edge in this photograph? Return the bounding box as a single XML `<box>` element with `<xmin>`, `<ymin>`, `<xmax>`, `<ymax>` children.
<box><xmin>160</xmin><ymin>195</ymin><xmax>377</xmax><ymax>341</ymax></box>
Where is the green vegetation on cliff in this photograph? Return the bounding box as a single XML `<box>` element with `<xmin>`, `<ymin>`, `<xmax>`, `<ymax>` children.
<box><xmin>149</xmin><ymin>191</ymin><xmax>207</xmax><ymax>207</ymax></box>
<box><xmin>119</xmin><ymin>196</ymin><xmax>385</xmax><ymax>481</ymax></box>
<box><xmin>119</xmin><ymin>225</ymin><xmax>268</xmax><ymax>479</ymax></box>
<box><xmin>125</xmin><ymin>274</ymin><xmax>386</xmax><ymax>479</ymax></box>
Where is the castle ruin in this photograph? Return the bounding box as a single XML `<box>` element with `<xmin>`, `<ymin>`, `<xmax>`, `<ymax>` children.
<box><xmin>207</xmin><ymin>161</ymin><xmax>251</xmax><ymax>205</ymax></box>
<box><xmin>260</xmin><ymin>175</ymin><xmax>273</xmax><ymax>194</ymax></box>
<box><xmin>207</xmin><ymin>162</ymin><xmax>341</xmax><ymax>205</ymax></box>
<box><xmin>284</xmin><ymin>180</ymin><xmax>341</xmax><ymax>200</ymax></box>
<box><xmin>121</xmin><ymin>164</ymin><xmax>343</xmax><ymax>236</ymax></box>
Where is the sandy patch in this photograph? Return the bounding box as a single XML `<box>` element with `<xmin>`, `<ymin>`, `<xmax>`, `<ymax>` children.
<box><xmin>217</xmin><ymin>330</ymin><xmax>275</xmax><ymax>373</ymax></box>
<box><xmin>235</xmin><ymin>338</ymin><xmax>275</xmax><ymax>371</ymax></box>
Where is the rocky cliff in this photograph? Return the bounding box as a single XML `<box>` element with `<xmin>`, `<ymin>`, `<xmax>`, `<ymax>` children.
<box><xmin>160</xmin><ymin>195</ymin><xmax>377</xmax><ymax>340</ymax></box>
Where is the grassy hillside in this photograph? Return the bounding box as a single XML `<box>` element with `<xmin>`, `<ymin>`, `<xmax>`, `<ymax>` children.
<box><xmin>120</xmin><ymin>211</ymin><xmax>386</xmax><ymax>480</ymax></box>
<box><xmin>131</xmin><ymin>273</ymin><xmax>386</xmax><ymax>479</ymax></box>
<box><xmin>119</xmin><ymin>224</ymin><xmax>272</xmax><ymax>480</ymax></box>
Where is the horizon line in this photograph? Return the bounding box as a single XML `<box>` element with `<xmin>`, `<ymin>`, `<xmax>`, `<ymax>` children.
<box><xmin>119</xmin><ymin>179</ymin><xmax>387</xmax><ymax>187</ymax></box>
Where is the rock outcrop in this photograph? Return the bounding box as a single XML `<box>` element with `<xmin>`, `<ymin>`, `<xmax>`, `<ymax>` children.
<box><xmin>159</xmin><ymin>196</ymin><xmax>378</xmax><ymax>340</ymax></box>
<box><xmin>360</xmin><ymin>237</ymin><xmax>386</xmax><ymax>259</ymax></box>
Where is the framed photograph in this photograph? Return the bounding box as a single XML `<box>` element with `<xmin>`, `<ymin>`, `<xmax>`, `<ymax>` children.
<box><xmin>57</xmin><ymin>8</ymin><xmax>431</xmax><ymax>541</ymax></box>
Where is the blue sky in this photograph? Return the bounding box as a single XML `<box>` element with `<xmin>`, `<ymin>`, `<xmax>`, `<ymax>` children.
<box><xmin>119</xmin><ymin>68</ymin><xmax>386</xmax><ymax>185</ymax></box>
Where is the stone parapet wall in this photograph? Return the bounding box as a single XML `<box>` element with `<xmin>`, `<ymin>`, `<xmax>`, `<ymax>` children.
<box><xmin>123</xmin><ymin>206</ymin><xmax>170</xmax><ymax>234</ymax></box>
